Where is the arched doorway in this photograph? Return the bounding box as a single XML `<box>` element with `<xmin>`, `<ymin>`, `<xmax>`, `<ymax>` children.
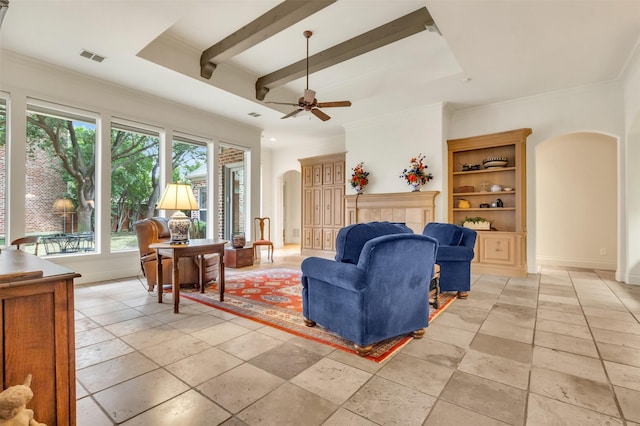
<box><xmin>535</xmin><ymin>132</ymin><xmax>617</xmax><ymax>271</ymax></box>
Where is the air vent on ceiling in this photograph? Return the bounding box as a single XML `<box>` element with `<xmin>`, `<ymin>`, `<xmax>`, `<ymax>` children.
<box><xmin>80</xmin><ymin>49</ymin><xmax>106</xmax><ymax>63</ymax></box>
<box><xmin>248</xmin><ymin>112</ymin><xmax>261</xmax><ymax>118</ymax></box>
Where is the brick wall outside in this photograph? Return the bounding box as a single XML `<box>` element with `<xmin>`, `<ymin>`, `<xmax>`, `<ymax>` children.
<box><xmin>217</xmin><ymin>147</ymin><xmax>245</xmax><ymax>239</ymax></box>
<box><xmin>1</xmin><ymin>146</ymin><xmax>68</xmax><ymax>237</ymax></box>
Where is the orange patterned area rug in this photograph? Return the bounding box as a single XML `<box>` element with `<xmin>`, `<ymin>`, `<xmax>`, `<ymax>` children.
<box><xmin>182</xmin><ymin>268</ymin><xmax>456</xmax><ymax>363</ymax></box>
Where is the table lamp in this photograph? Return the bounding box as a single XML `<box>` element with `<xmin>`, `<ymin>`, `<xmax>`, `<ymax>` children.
<box><xmin>156</xmin><ymin>182</ymin><xmax>198</xmax><ymax>244</ymax></box>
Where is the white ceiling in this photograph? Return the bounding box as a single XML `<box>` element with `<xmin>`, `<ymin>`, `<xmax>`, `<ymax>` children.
<box><xmin>1</xmin><ymin>1</ymin><xmax>639</xmax><ymax>149</ymax></box>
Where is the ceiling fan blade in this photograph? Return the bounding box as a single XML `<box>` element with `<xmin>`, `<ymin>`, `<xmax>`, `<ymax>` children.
<box><xmin>311</xmin><ymin>108</ymin><xmax>331</xmax><ymax>121</ymax></box>
<box><xmin>281</xmin><ymin>108</ymin><xmax>303</xmax><ymax>119</ymax></box>
<box><xmin>267</xmin><ymin>101</ymin><xmax>300</xmax><ymax>106</ymax></box>
<box><xmin>316</xmin><ymin>101</ymin><xmax>352</xmax><ymax>108</ymax></box>
<box><xmin>304</xmin><ymin>89</ymin><xmax>316</xmax><ymax>103</ymax></box>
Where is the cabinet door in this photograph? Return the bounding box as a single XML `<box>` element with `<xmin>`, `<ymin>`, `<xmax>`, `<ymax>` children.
<box><xmin>333</xmin><ymin>186</ymin><xmax>344</xmax><ymax>227</ymax></box>
<box><xmin>479</xmin><ymin>234</ymin><xmax>516</xmax><ymax>265</ymax></box>
<box><xmin>323</xmin><ymin>187</ymin><xmax>333</xmax><ymax>226</ymax></box>
<box><xmin>313</xmin><ymin>165</ymin><xmax>322</xmax><ymax>186</ymax></box>
<box><xmin>303</xmin><ymin>229</ymin><xmax>313</xmax><ymax>249</ymax></box>
<box><xmin>323</xmin><ymin>229</ymin><xmax>334</xmax><ymax>251</ymax></box>
<box><xmin>312</xmin><ymin>188</ymin><xmax>322</xmax><ymax>226</ymax></box>
<box><xmin>323</xmin><ymin>164</ymin><xmax>333</xmax><ymax>184</ymax></box>
<box><xmin>303</xmin><ymin>189</ymin><xmax>313</xmax><ymax>226</ymax></box>
<box><xmin>312</xmin><ymin>229</ymin><xmax>322</xmax><ymax>249</ymax></box>
<box><xmin>333</xmin><ymin>162</ymin><xmax>344</xmax><ymax>184</ymax></box>
<box><xmin>303</xmin><ymin>166</ymin><xmax>313</xmax><ymax>187</ymax></box>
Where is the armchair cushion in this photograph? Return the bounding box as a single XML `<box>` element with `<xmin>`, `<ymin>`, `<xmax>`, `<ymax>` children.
<box><xmin>334</xmin><ymin>221</ymin><xmax>412</xmax><ymax>264</ymax></box>
<box><xmin>302</xmin><ymin>233</ymin><xmax>439</xmax><ymax>350</ymax></box>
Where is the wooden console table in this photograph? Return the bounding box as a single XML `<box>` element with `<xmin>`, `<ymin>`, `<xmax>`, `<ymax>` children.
<box><xmin>0</xmin><ymin>249</ymin><xmax>80</xmax><ymax>426</ymax></box>
<box><xmin>150</xmin><ymin>239</ymin><xmax>227</xmax><ymax>313</ymax></box>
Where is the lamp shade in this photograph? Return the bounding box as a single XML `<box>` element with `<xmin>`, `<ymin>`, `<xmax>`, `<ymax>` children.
<box><xmin>157</xmin><ymin>183</ymin><xmax>198</xmax><ymax>211</ymax></box>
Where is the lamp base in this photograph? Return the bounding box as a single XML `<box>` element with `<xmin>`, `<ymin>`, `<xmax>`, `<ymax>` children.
<box><xmin>168</xmin><ymin>211</ymin><xmax>191</xmax><ymax>244</ymax></box>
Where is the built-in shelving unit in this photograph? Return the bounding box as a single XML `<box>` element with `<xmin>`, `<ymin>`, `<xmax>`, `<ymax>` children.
<box><xmin>448</xmin><ymin>128</ymin><xmax>531</xmax><ymax>277</ymax></box>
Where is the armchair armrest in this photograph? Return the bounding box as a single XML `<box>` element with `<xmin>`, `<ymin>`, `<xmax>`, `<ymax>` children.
<box><xmin>301</xmin><ymin>257</ymin><xmax>367</xmax><ymax>292</ymax></box>
<box><xmin>436</xmin><ymin>245</ymin><xmax>475</xmax><ymax>262</ymax></box>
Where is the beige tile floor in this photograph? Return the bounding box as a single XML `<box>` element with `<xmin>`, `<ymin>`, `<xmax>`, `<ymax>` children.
<box><xmin>74</xmin><ymin>246</ymin><xmax>640</xmax><ymax>425</ymax></box>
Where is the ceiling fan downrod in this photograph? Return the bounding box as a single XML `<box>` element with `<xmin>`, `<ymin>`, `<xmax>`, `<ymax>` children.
<box><xmin>304</xmin><ymin>30</ymin><xmax>312</xmax><ymax>91</ymax></box>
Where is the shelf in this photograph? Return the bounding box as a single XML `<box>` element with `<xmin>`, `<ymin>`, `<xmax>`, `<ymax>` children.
<box><xmin>453</xmin><ymin>191</ymin><xmax>515</xmax><ymax>196</ymax></box>
<box><xmin>453</xmin><ymin>167</ymin><xmax>515</xmax><ymax>176</ymax></box>
<box><xmin>453</xmin><ymin>207</ymin><xmax>516</xmax><ymax>212</ymax></box>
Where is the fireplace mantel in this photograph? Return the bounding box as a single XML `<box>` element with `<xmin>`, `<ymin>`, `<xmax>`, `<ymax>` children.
<box><xmin>345</xmin><ymin>191</ymin><xmax>440</xmax><ymax>233</ymax></box>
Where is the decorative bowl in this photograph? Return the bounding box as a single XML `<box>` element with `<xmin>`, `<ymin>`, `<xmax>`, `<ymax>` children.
<box><xmin>483</xmin><ymin>157</ymin><xmax>508</xmax><ymax>169</ymax></box>
<box><xmin>503</xmin><ymin>187</ymin><xmax>514</xmax><ymax>192</ymax></box>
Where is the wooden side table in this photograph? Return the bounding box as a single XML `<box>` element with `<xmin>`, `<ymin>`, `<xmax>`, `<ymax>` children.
<box><xmin>225</xmin><ymin>247</ymin><xmax>254</xmax><ymax>268</ymax></box>
<box><xmin>150</xmin><ymin>239</ymin><xmax>227</xmax><ymax>313</ymax></box>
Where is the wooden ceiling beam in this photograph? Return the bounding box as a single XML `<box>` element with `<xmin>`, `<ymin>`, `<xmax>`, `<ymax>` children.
<box><xmin>200</xmin><ymin>0</ymin><xmax>336</xmax><ymax>79</ymax></box>
<box><xmin>255</xmin><ymin>7</ymin><xmax>435</xmax><ymax>101</ymax></box>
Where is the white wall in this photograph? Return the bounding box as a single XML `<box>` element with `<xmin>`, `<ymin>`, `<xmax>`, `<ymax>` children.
<box><xmin>623</xmin><ymin>48</ymin><xmax>640</xmax><ymax>284</ymax></box>
<box><xmin>265</xmin><ymin>134</ymin><xmax>345</xmax><ymax>248</ymax></box>
<box><xmin>1</xmin><ymin>52</ymin><xmax>263</xmax><ymax>284</ymax></box>
<box><xmin>344</xmin><ymin>103</ymin><xmax>447</xmax><ymax>221</ymax></box>
<box><xmin>283</xmin><ymin>170</ymin><xmax>301</xmax><ymax>244</ymax></box>
<box><xmin>536</xmin><ymin>132</ymin><xmax>617</xmax><ymax>270</ymax></box>
<box><xmin>450</xmin><ymin>82</ymin><xmax>627</xmax><ymax>278</ymax></box>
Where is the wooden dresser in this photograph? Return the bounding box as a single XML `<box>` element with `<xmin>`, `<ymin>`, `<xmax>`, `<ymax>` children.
<box><xmin>0</xmin><ymin>249</ymin><xmax>79</xmax><ymax>425</ymax></box>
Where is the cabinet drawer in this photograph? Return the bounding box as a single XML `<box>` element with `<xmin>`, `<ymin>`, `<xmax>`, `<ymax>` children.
<box><xmin>479</xmin><ymin>234</ymin><xmax>516</xmax><ymax>265</ymax></box>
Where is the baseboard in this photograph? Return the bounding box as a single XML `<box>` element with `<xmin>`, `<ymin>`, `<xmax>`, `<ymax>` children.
<box><xmin>536</xmin><ymin>255</ymin><xmax>616</xmax><ymax>271</ymax></box>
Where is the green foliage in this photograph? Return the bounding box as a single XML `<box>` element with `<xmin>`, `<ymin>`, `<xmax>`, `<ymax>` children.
<box><xmin>460</xmin><ymin>216</ymin><xmax>490</xmax><ymax>225</ymax></box>
<box><xmin>9</xmin><ymin>109</ymin><xmax>208</xmax><ymax>233</ymax></box>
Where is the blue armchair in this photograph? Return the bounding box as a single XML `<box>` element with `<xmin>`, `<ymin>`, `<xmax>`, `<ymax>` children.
<box><xmin>302</xmin><ymin>225</ymin><xmax>438</xmax><ymax>357</ymax></box>
<box><xmin>422</xmin><ymin>222</ymin><xmax>477</xmax><ymax>298</ymax></box>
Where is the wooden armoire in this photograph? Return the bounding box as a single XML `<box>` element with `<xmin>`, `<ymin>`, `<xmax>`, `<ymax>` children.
<box><xmin>298</xmin><ymin>153</ymin><xmax>345</xmax><ymax>257</ymax></box>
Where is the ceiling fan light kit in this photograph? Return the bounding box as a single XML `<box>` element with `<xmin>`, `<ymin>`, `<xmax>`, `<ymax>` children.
<box><xmin>266</xmin><ymin>30</ymin><xmax>352</xmax><ymax>122</ymax></box>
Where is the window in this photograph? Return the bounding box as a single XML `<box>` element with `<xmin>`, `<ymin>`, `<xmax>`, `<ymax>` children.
<box><xmin>172</xmin><ymin>136</ymin><xmax>208</xmax><ymax>237</ymax></box>
<box><xmin>25</xmin><ymin>102</ymin><xmax>97</xmax><ymax>256</ymax></box>
<box><xmin>110</xmin><ymin>121</ymin><xmax>160</xmax><ymax>251</ymax></box>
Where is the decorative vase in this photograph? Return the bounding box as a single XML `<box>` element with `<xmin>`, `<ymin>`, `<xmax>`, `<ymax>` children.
<box><xmin>354</xmin><ymin>185</ymin><xmax>364</xmax><ymax>194</ymax></box>
<box><xmin>232</xmin><ymin>233</ymin><xmax>246</xmax><ymax>248</ymax></box>
<box><xmin>411</xmin><ymin>182</ymin><xmax>422</xmax><ymax>192</ymax></box>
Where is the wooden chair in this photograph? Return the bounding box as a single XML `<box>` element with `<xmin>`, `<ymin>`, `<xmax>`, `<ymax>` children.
<box><xmin>252</xmin><ymin>217</ymin><xmax>274</xmax><ymax>261</ymax></box>
<box><xmin>11</xmin><ymin>236</ymin><xmax>40</xmax><ymax>256</ymax></box>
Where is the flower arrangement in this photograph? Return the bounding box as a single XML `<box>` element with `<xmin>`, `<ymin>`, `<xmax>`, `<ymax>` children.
<box><xmin>400</xmin><ymin>153</ymin><xmax>433</xmax><ymax>191</ymax></box>
<box><xmin>350</xmin><ymin>162</ymin><xmax>369</xmax><ymax>193</ymax></box>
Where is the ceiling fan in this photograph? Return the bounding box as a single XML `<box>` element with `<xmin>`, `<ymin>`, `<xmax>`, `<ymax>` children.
<box><xmin>267</xmin><ymin>30</ymin><xmax>351</xmax><ymax>121</ymax></box>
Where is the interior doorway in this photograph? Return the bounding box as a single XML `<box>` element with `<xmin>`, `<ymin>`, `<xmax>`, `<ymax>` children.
<box><xmin>535</xmin><ymin>132</ymin><xmax>617</xmax><ymax>270</ymax></box>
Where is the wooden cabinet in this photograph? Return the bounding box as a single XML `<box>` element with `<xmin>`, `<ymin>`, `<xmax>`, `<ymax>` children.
<box><xmin>299</xmin><ymin>153</ymin><xmax>345</xmax><ymax>257</ymax></box>
<box><xmin>224</xmin><ymin>247</ymin><xmax>254</xmax><ymax>268</ymax></box>
<box><xmin>448</xmin><ymin>128</ymin><xmax>531</xmax><ymax>276</ymax></box>
<box><xmin>0</xmin><ymin>249</ymin><xmax>79</xmax><ymax>425</ymax></box>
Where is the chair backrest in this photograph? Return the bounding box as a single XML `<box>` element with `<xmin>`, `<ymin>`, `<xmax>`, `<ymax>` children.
<box><xmin>133</xmin><ymin>218</ymin><xmax>162</xmax><ymax>256</ymax></box>
<box><xmin>11</xmin><ymin>236</ymin><xmax>40</xmax><ymax>256</ymax></box>
<box><xmin>335</xmin><ymin>222</ymin><xmax>412</xmax><ymax>264</ymax></box>
<box><xmin>423</xmin><ymin>222</ymin><xmax>477</xmax><ymax>248</ymax></box>
<box><xmin>254</xmin><ymin>217</ymin><xmax>271</xmax><ymax>242</ymax></box>
<box><xmin>357</xmin><ymin>233</ymin><xmax>438</xmax><ymax>297</ymax></box>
